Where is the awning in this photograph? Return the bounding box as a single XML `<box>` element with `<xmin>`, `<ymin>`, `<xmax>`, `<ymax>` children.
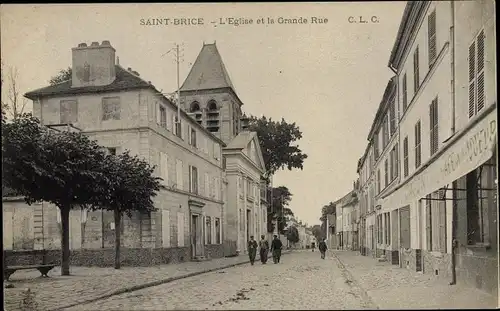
<box><xmin>380</xmin><ymin>104</ymin><xmax>497</xmax><ymax>209</ymax></box>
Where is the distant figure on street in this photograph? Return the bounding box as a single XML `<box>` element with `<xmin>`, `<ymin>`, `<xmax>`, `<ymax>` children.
<box><xmin>271</xmin><ymin>235</ymin><xmax>283</xmax><ymax>264</ymax></box>
<box><xmin>259</xmin><ymin>235</ymin><xmax>269</xmax><ymax>264</ymax></box>
<box><xmin>248</xmin><ymin>236</ymin><xmax>258</xmax><ymax>265</ymax></box>
<box><xmin>318</xmin><ymin>238</ymin><xmax>328</xmax><ymax>259</ymax></box>
<box><xmin>311</xmin><ymin>242</ymin><xmax>316</xmax><ymax>252</ymax></box>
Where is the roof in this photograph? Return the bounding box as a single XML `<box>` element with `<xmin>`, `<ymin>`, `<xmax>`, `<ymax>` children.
<box><xmin>24</xmin><ymin>65</ymin><xmax>152</xmax><ymax>100</ymax></box>
<box><xmin>224</xmin><ymin>131</ymin><xmax>266</xmax><ymax>172</ymax></box>
<box><xmin>366</xmin><ymin>76</ymin><xmax>397</xmax><ymax>140</ymax></box>
<box><xmin>24</xmin><ymin>64</ymin><xmax>226</xmax><ymax>146</ymax></box>
<box><xmin>180</xmin><ymin>43</ymin><xmax>235</xmax><ymax>92</ymax></box>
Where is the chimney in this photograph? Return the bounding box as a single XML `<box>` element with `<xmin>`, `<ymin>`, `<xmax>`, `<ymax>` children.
<box><xmin>71</xmin><ymin>40</ymin><xmax>116</xmax><ymax>88</ymax></box>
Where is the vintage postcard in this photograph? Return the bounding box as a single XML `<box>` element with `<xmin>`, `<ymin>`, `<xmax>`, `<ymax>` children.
<box><xmin>1</xmin><ymin>2</ymin><xmax>498</xmax><ymax>310</ymax></box>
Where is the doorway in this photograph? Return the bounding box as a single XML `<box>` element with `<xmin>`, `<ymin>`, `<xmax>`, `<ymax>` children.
<box><xmin>191</xmin><ymin>214</ymin><xmax>198</xmax><ymax>257</ymax></box>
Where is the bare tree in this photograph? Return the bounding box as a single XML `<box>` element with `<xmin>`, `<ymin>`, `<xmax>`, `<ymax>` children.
<box><xmin>1</xmin><ymin>65</ymin><xmax>28</xmax><ymax>120</ymax></box>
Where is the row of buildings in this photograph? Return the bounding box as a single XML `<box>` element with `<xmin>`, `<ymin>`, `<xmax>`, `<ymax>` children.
<box><xmin>324</xmin><ymin>1</ymin><xmax>497</xmax><ymax>296</ymax></box>
<box><xmin>3</xmin><ymin>41</ymin><xmax>276</xmax><ymax>266</ymax></box>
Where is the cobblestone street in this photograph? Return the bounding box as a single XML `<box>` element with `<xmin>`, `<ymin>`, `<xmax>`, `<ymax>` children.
<box><xmin>64</xmin><ymin>250</ymin><xmax>374</xmax><ymax>310</ymax></box>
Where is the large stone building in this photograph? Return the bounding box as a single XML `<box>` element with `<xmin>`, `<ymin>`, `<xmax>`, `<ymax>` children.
<box><xmin>178</xmin><ymin>42</ymin><xmax>268</xmax><ymax>256</ymax></box>
<box><xmin>356</xmin><ymin>1</ymin><xmax>497</xmax><ymax>296</ymax></box>
<box><xmin>4</xmin><ymin>40</ymin><xmax>227</xmax><ymax>266</ymax></box>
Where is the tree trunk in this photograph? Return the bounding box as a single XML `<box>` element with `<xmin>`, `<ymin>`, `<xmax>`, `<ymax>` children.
<box><xmin>60</xmin><ymin>207</ymin><xmax>70</xmax><ymax>276</ymax></box>
<box><xmin>114</xmin><ymin>210</ymin><xmax>121</xmax><ymax>270</ymax></box>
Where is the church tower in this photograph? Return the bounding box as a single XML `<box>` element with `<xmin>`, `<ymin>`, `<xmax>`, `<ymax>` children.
<box><xmin>179</xmin><ymin>43</ymin><xmax>248</xmax><ymax>144</ymax></box>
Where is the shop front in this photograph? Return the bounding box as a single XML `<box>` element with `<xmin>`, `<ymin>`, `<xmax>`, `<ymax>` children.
<box><xmin>379</xmin><ymin>104</ymin><xmax>497</xmax><ymax>293</ymax></box>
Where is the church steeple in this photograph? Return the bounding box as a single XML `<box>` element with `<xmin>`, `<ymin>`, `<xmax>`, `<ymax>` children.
<box><xmin>180</xmin><ymin>42</ymin><xmax>244</xmax><ymax>144</ymax></box>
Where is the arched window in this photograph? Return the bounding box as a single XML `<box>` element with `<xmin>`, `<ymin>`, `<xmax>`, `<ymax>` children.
<box><xmin>207</xmin><ymin>100</ymin><xmax>218</xmax><ymax>111</ymax></box>
<box><xmin>190</xmin><ymin>101</ymin><xmax>200</xmax><ymax>112</ymax></box>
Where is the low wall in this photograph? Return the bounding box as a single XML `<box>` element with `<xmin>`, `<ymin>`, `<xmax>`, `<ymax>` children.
<box><xmin>4</xmin><ymin>247</ymin><xmax>191</xmax><ymax>267</ymax></box>
<box><xmin>204</xmin><ymin>244</ymin><xmax>225</xmax><ymax>259</ymax></box>
<box><xmin>456</xmin><ymin>249</ymin><xmax>498</xmax><ymax>295</ymax></box>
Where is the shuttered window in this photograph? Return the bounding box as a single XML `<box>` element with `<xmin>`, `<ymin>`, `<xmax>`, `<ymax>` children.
<box><xmin>429</xmin><ymin>97</ymin><xmax>439</xmax><ymax>156</ymax></box>
<box><xmin>402</xmin><ymin>73</ymin><xmax>408</xmax><ymax>112</ymax></box>
<box><xmin>377</xmin><ymin>170</ymin><xmax>381</xmax><ymax>194</ymax></box>
<box><xmin>428</xmin><ymin>10</ymin><xmax>437</xmax><ymax>66</ymax></box>
<box><xmin>176</xmin><ymin>159</ymin><xmax>183</xmax><ymax>190</ymax></box>
<box><xmin>414</xmin><ymin>120</ymin><xmax>422</xmax><ymax>168</ymax></box>
<box><xmin>384</xmin><ymin>159</ymin><xmax>389</xmax><ymax>188</ymax></box>
<box><xmin>394</xmin><ymin>143</ymin><xmax>399</xmax><ymax>178</ymax></box>
<box><xmin>160</xmin><ymin>152</ymin><xmax>169</xmax><ymax>186</ymax></box>
<box><xmin>389</xmin><ymin>99</ymin><xmax>396</xmax><ymax>137</ymax></box>
<box><xmin>469</xmin><ymin>30</ymin><xmax>486</xmax><ymax>118</ymax></box>
<box><xmin>382</xmin><ymin>118</ymin><xmax>389</xmax><ymax>149</ymax></box>
<box><xmin>399</xmin><ymin>206</ymin><xmax>411</xmax><ymax>249</ymax></box>
<box><xmin>189</xmin><ymin>165</ymin><xmax>198</xmax><ymax>194</ymax></box>
<box><xmin>413</xmin><ymin>47</ymin><xmax>420</xmax><ymax>94</ymax></box>
<box><xmin>403</xmin><ymin>136</ymin><xmax>409</xmax><ymax>177</ymax></box>
<box><xmin>389</xmin><ymin>149</ymin><xmax>394</xmax><ymax>181</ymax></box>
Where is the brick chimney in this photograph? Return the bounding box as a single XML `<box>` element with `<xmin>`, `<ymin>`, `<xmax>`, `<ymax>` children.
<box><xmin>71</xmin><ymin>40</ymin><xmax>116</xmax><ymax>88</ymax></box>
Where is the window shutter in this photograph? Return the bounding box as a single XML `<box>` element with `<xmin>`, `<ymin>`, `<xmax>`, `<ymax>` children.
<box><xmin>172</xmin><ymin>114</ymin><xmax>177</xmax><ymax>133</ymax></box>
<box><xmin>156</xmin><ymin>102</ymin><xmax>161</xmax><ymax>125</ymax></box>
<box><xmin>434</xmin><ymin>99</ymin><xmax>439</xmax><ymax>153</ymax></box>
<box><xmin>193</xmin><ymin>167</ymin><xmax>198</xmax><ymax>194</ymax></box>
<box><xmin>414</xmin><ymin>47</ymin><xmax>420</xmax><ymax>93</ymax></box>
<box><xmin>395</xmin><ymin>143</ymin><xmax>399</xmax><ymax>178</ymax></box>
<box><xmin>426</xmin><ymin>195</ymin><xmax>432</xmax><ymax>251</ymax></box>
<box><xmin>187</xmin><ymin>125</ymin><xmax>191</xmax><ymax>144</ymax></box>
<box><xmin>477</xmin><ymin>30</ymin><xmax>485</xmax><ymax>112</ymax></box>
<box><xmin>402</xmin><ymin>74</ymin><xmax>408</xmax><ymax>111</ymax></box>
<box><xmin>468</xmin><ymin>42</ymin><xmax>476</xmax><ymax>118</ymax></box>
<box><xmin>428</xmin><ymin>10</ymin><xmax>437</xmax><ymax>66</ymax></box>
<box><xmin>429</xmin><ymin>101</ymin><xmax>435</xmax><ymax>154</ymax></box>
<box><xmin>188</xmin><ymin>165</ymin><xmax>192</xmax><ymax>192</ymax></box>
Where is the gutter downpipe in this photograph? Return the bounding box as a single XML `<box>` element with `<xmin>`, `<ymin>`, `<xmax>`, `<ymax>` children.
<box><xmin>449</xmin><ymin>0</ymin><xmax>457</xmax><ymax>286</ymax></box>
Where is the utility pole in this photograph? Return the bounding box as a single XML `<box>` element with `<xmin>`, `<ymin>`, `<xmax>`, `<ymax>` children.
<box><xmin>161</xmin><ymin>43</ymin><xmax>184</xmax><ymax>125</ymax></box>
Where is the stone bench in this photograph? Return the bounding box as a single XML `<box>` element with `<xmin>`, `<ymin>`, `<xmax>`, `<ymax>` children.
<box><xmin>4</xmin><ymin>264</ymin><xmax>57</xmax><ymax>281</ymax></box>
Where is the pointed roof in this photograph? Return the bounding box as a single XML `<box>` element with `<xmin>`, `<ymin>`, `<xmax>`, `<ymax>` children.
<box><xmin>180</xmin><ymin>43</ymin><xmax>235</xmax><ymax>92</ymax></box>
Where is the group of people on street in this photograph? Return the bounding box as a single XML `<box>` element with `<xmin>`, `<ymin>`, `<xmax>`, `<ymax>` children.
<box><xmin>247</xmin><ymin>235</ymin><xmax>283</xmax><ymax>265</ymax></box>
<box><xmin>247</xmin><ymin>235</ymin><xmax>329</xmax><ymax>264</ymax></box>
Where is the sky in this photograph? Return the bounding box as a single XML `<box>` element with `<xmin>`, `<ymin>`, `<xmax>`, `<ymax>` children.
<box><xmin>1</xmin><ymin>2</ymin><xmax>406</xmax><ymax>227</ymax></box>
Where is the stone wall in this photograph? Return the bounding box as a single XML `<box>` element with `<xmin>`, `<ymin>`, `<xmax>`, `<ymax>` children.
<box><xmin>456</xmin><ymin>248</ymin><xmax>498</xmax><ymax>296</ymax></box>
<box><xmin>4</xmin><ymin>247</ymin><xmax>191</xmax><ymax>267</ymax></box>
<box><xmin>204</xmin><ymin>244</ymin><xmax>224</xmax><ymax>259</ymax></box>
<box><xmin>422</xmin><ymin>250</ymin><xmax>452</xmax><ymax>280</ymax></box>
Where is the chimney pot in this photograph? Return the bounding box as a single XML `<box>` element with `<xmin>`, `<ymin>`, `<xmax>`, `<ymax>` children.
<box><xmin>78</xmin><ymin>43</ymin><xmax>87</xmax><ymax>48</ymax></box>
<box><xmin>102</xmin><ymin>40</ymin><xmax>111</xmax><ymax>46</ymax></box>
<box><xmin>91</xmin><ymin>41</ymin><xmax>99</xmax><ymax>47</ymax></box>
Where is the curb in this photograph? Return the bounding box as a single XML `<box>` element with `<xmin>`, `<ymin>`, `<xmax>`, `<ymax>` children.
<box><xmin>52</xmin><ymin>250</ymin><xmax>291</xmax><ymax>311</ymax></box>
<box><xmin>330</xmin><ymin>251</ymin><xmax>379</xmax><ymax>310</ymax></box>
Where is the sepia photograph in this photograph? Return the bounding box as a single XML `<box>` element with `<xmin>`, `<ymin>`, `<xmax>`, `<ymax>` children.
<box><xmin>1</xmin><ymin>1</ymin><xmax>498</xmax><ymax>310</ymax></box>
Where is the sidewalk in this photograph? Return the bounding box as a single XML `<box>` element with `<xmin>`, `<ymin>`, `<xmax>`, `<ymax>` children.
<box><xmin>331</xmin><ymin>250</ymin><xmax>498</xmax><ymax>309</ymax></box>
<box><xmin>4</xmin><ymin>250</ymin><xmax>291</xmax><ymax>311</ymax></box>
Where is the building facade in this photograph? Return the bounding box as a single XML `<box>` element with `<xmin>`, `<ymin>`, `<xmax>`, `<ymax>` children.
<box><xmin>5</xmin><ymin>40</ymin><xmax>227</xmax><ymax>266</ymax></box>
<box><xmin>356</xmin><ymin>1</ymin><xmax>497</xmax><ymax>296</ymax></box>
<box><xmin>179</xmin><ymin>42</ymin><xmax>268</xmax><ymax>256</ymax></box>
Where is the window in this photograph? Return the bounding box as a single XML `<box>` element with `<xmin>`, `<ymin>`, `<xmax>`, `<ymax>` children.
<box><xmin>402</xmin><ymin>73</ymin><xmax>408</xmax><ymax>112</ymax></box>
<box><xmin>246</xmin><ymin>178</ymin><xmax>251</xmax><ymax>196</ymax></box>
<box><xmin>83</xmin><ymin>63</ymin><xmax>90</xmax><ymax>82</ymax></box>
<box><xmin>399</xmin><ymin>206</ymin><xmax>411</xmax><ymax>249</ymax></box>
<box><xmin>403</xmin><ymin>137</ymin><xmax>409</xmax><ymax>177</ymax></box>
<box><xmin>425</xmin><ymin>194</ymin><xmax>433</xmax><ymax>250</ymax></box>
<box><xmin>415</xmin><ymin>120</ymin><xmax>422</xmax><ymax>168</ymax></box>
<box><xmin>215</xmin><ymin>218</ymin><xmax>221</xmax><ymax>244</ymax></box>
<box><xmin>468</xmin><ymin>29</ymin><xmax>486</xmax><ymax>118</ymax></box>
<box><xmin>60</xmin><ymin>100</ymin><xmax>78</xmax><ymax>124</ymax></box>
<box><xmin>377</xmin><ymin>214</ymin><xmax>383</xmax><ymax>244</ymax></box>
<box><xmin>466</xmin><ymin>159</ymin><xmax>496</xmax><ymax>245</ymax></box>
<box><xmin>204</xmin><ymin>173</ymin><xmax>209</xmax><ymax>197</ymax></box>
<box><xmin>384</xmin><ymin>159</ymin><xmax>389</xmax><ymax>188</ymax></box>
<box><xmin>176</xmin><ymin>159</ymin><xmax>183</xmax><ymax>190</ymax></box>
<box><xmin>160</xmin><ymin>152</ymin><xmax>169</xmax><ymax>185</ymax></box>
<box><xmin>174</xmin><ymin>117</ymin><xmax>182</xmax><ymax>138</ymax></box>
<box><xmin>428</xmin><ymin>10</ymin><xmax>437</xmax><ymax>66</ymax></box>
<box><xmin>190</xmin><ymin>127</ymin><xmax>197</xmax><ymax>148</ymax></box>
<box><xmin>205</xmin><ymin>217</ymin><xmax>212</xmax><ymax>244</ymax></box>
<box><xmin>382</xmin><ymin>118</ymin><xmax>389</xmax><ymax>149</ymax></box>
<box><xmin>106</xmin><ymin>147</ymin><xmax>117</xmax><ymax>156</ymax></box>
<box><xmin>429</xmin><ymin>97</ymin><xmax>439</xmax><ymax>156</ymax></box>
<box><xmin>374</xmin><ymin>134</ymin><xmax>380</xmax><ymax>159</ymax></box>
<box><xmin>394</xmin><ymin>143</ymin><xmax>399</xmax><ymax>179</ymax></box>
<box><xmin>159</xmin><ymin>106</ymin><xmax>167</xmax><ymax>128</ymax></box>
<box><xmin>389</xmin><ymin>99</ymin><xmax>396</xmax><ymax>137</ymax></box>
<box><xmin>102</xmin><ymin>97</ymin><xmax>121</xmax><ymax>120</ymax></box>
<box><xmin>189</xmin><ymin>165</ymin><xmax>198</xmax><ymax>194</ymax></box>
<box><xmin>413</xmin><ymin>47</ymin><xmax>420</xmax><ymax>94</ymax></box>
<box><xmin>387</xmin><ymin>213</ymin><xmax>391</xmax><ymax>245</ymax></box>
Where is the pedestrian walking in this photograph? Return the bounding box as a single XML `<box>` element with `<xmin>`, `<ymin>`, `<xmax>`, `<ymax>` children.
<box><xmin>311</xmin><ymin>242</ymin><xmax>316</xmax><ymax>252</ymax></box>
<box><xmin>271</xmin><ymin>235</ymin><xmax>283</xmax><ymax>264</ymax></box>
<box><xmin>247</xmin><ymin>236</ymin><xmax>258</xmax><ymax>265</ymax></box>
<box><xmin>259</xmin><ymin>235</ymin><xmax>269</xmax><ymax>264</ymax></box>
<box><xmin>318</xmin><ymin>238</ymin><xmax>328</xmax><ymax>259</ymax></box>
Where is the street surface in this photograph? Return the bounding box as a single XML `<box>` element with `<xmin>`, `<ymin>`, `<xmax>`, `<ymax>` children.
<box><xmin>65</xmin><ymin>251</ymin><xmax>375</xmax><ymax>310</ymax></box>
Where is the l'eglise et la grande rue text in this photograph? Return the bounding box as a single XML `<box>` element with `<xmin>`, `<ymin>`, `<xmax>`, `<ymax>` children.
<box><xmin>219</xmin><ymin>16</ymin><xmax>328</xmax><ymax>26</ymax></box>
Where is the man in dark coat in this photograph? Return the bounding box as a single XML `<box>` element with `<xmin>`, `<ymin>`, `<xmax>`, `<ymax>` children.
<box><xmin>318</xmin><ymin>238</ymin><xmax>328</xmax><ymax>259</ymax></box>
<box><xmin>259</xmin><ymin>235</ymin><xmax>269</xmax><ymax>264</ymax></box>
<box><xmin>271</xmin><ymin>235</ymin><xmax>283</xmax><ymax>264</ymax></box>
<box><xmin>247</xmin><ymin>236</ymin><xmax>258</xmax><ymax>265</ymax></box>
